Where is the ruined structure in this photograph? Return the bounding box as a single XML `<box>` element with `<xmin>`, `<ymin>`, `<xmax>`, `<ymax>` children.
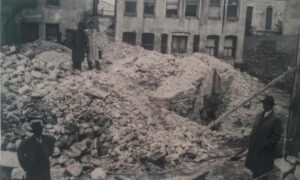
<box><xmin>1</xmin><ymin>0</ymin><xmax>97</xmax><ymax>45</ymax></box>
<box><xmin>115</xmin><ymin>0</ymin><xmax>247</xmax><ymax>63</ymax></box>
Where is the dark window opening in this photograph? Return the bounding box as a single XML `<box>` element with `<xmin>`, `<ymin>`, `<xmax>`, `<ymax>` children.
<box><xmin>123</xmin><ymin>32</ymin><xmax>136</xmax><ymax>45</ymax></box>
<box><xmin>206</xmin><ymin>35</ymin><xmax>219</xmax><ymax>57</ymax></box>
<box><xmin>265</xmin><ymin>7</ymin><xmax>273</xmax><ymax>30</ymax></box>
<box><xmin>166</xmin><ymin>0</ymin><xmax>179</xmax><ymax>18</ymax></box>
<box><xmin>208</xmin><ymin>0</ymin><xmax>221</xmax><ymax>19</ymax></box>
<box><xmin>144</xmin><ymin>0</ymin><xmax>155</xmax><ymax>17</ymax></box>
<box><xmin>185</xmin><ymin>0</ymin><xmax>199</xmax><ymax>17</ymax></box>
<box><xmin>172</xmin><ymin>35</ymin><xmax>188</xmax><ymax>54</ymax></box>
<box><xmin>245</xmin><ymin>6</ymin><xmax>253</xmax><ymax>36</ymax></box>
<box><xmin>142</xmin><ymin>33</ymin><xmax>155</xmax><ymax>50</ymax></box>
<box><xmin>125</xmin><ymin>0</ymin><xmax>137</xmax><ymax>16</ymax></box>
<box><xmin>224</xmin><ymin>36</ymin><xmax>237</xmax><ymax>58</ymax></box>
<box><xmin>46</xmin><ymin>24</ymin><xmax>60</xmax><ymax>42</ymax></box>
<box><xmin>20</xmin><ymin>22</ymin><xmax>39</xmax><ymax>43</ymax></box>
<box><xmin>227</xmin><ymin>0</ymin><xmax>239</xmax><ymax>20</ymax></box>
<box><xmin>161</xmin><ymin>34</ymin><xmax>168</xmax><ymax>54</ymax></box>
<box><xmin>46</xmin><ymin>0</ymin><xmax>59</xmax><ymax>6</ymax></box>
<box><xmin>193</xmin><ymin>35</ymin><xmax>200</xmax><ymax>52</ymax></box>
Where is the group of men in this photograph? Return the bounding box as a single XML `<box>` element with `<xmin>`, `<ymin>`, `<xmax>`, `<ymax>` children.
<box><xmin>71</xmin><ymin>21</ymin><xmax>101</xmax><ymax>72</ymax></box>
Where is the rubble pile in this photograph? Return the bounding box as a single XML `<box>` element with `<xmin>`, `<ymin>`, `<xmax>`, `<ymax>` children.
<box><xmin>1</xmin><ymin>41</ymin><xmax>264</xmax><ymax>179</ymax></box>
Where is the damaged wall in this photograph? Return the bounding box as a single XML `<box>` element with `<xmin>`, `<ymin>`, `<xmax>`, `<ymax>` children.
<box><xmin>1</xmin><ymin>0</ymin><xmax>95</xmax><ymax>45</ymax></box>
<box><xmin>115</xmin><ymin>0</ymin><xmax>247</xmax><ymax>63</ymax></box>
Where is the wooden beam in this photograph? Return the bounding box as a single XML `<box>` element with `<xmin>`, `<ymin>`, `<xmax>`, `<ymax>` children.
<box><xmin>199</xmin><ymin>66</ymin><xmax>299</xmax><ymax>136</ymax></box>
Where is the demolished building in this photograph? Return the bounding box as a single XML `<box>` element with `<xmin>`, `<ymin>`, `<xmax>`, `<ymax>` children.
<box><xmin>1</xmin><ymin>0</ymin><xmax>98</xmax><ymax>45</ymax></box>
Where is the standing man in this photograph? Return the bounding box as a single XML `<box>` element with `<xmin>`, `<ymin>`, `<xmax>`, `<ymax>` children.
<box><xmin>245</xmin><ymin>95</ymin><xmax>282</xmax><ymax>179</ymax></box>
<box><xmin>17</xmin><ymin>120</ymin><xmax>55</xmax><ymax>180</ymax></box>
<box><xmin>71</xmin><ymin>22</ymin><xmax>88</xmax><ymax>71</ymax></box>
<box><xmin>86</xmin><ymin>21</ymin><xmax>100</xmax><ymax>70</ymax></box>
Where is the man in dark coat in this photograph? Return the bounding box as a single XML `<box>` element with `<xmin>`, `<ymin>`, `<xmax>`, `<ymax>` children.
<box><xmin>71</xmin><ymin>22</ymin><xmax>88</xmax><ymax>71</ymax></box>
<box><xmin>17</xmin><ymin>120</ymin><xmax>55</xmax><ymax>180</ymax></box>
<box><xmin>245</xmin><ymin>95</ymin><xmax>282</xmax><ymax>179</ymax></box>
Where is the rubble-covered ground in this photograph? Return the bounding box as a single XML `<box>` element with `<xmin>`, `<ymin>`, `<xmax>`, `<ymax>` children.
<box><xmin>1</xmin><ymin>40</ymin><xmax>286</xmax><ymax>180</ymax></box>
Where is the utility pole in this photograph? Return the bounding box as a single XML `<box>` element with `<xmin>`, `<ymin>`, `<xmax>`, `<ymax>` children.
<box><xmin>287</xmin><ymin>32</ymin><xmax>300</xmax><ymax>155</ymax></box>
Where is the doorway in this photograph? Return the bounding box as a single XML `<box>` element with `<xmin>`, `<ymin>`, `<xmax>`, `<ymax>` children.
<box><xmin>20</xmin><ymin>22</ymin><xmax>39</xmax><ymax>43</ymax></box>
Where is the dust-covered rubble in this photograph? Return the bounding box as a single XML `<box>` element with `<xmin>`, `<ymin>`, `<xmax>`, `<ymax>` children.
<box><xmin>1</xmin><ymin>40</ymin><xmax>265</xmax><ymax>179</ymax></box>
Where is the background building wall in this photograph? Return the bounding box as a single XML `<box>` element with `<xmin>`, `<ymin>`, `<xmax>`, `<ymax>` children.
<box><xmin>247</xmin><ymin>0</ymin><xmax>285</xmax><ymax>32</ymax></box>
<box><xmin>115</xmin><ymin>0</ymin><xmax>246</xmax><ymax>62</ymax></box>
<box><xmin>284</xmin><ymin>0</ymin><xmax>300</xmax><ymax>35</ymax></box>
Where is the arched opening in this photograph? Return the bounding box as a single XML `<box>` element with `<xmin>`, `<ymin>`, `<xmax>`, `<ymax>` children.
<box><xmin>265</xmin><ymin>7</ymin><xmax>273</xmax><ymax>30</ymax></box>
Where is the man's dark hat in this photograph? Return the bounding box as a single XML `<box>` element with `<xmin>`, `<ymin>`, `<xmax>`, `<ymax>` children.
<box><xmin>30</xmin><ymin>120</ymin><xmax>43</xmax><ymax>131</ymax></box>
<box><xmin>261</xmin><ymin>95</ymin><xmax>276</xmax><ymax>105</ymax></box>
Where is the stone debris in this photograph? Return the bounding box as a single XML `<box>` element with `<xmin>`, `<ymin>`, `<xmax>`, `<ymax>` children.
<box><xmin>1</xmin><ymin>41</ymin><xmax>267</xmax><ymax>179</ymax></box>
<box><xmin>91</xmin><ymin>167</ymin><xmax>106</xmax><ymax>180</ymax></box>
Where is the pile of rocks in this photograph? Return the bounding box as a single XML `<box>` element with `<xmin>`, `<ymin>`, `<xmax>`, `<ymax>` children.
<box><xmin>1</xmin><ymin>41</ymin><xmax>264</xmax><ymax>179</ymax></box>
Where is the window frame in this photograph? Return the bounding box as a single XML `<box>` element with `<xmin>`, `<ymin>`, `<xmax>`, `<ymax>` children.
<box><xmin>208</xmin><ymin>0</ymin><xmax>221</xmax><ymax>20</ymax></box>
<box><xmin>166</xmin><ymin>0</ymin><xmax>180</xmax><ymax>18</ymax></box>
<box><xmin>193</xmin><ymin>35</ymin><xmax>200</xmax><ymax>52</ymax></box>
<box><xmin>171</xmin><ymin>35</ymin><xmax>188</xmax><ymax>54</ymax></box>
<box><xmin>144</xmin><ymin>0</ymin><xmax>156</xmax><ymax>18</ymax></box>
<box><xmin>122</xmin><ymin>32</ymin><xmax>137</xmax><ymax>45</ymax></box>
<box><xmin>265</xmin><ymin>7</ymin><xmax>273</xmax><ymax>30</ymax></box>
<box><xmin>161</xmin><ymin>34</ymin><xmax>168</xmax><ymax>54</ymax></box>
<box><xmin>227</xmin><ymin>0</ymin><xmax>239</xmax><ymax>21</ymax></box>
<box><xmin>224</xmin><ymin>36</ymin><xmax>237</xmax><ymax>59</ymax></box>
<box><xmin>141</xmin><ymin>33</ymin><xmax>155</xmax><ymax>50</ymax></box>
<box><xmin>206</xmin><ymin>35</ymin><xmax>219</xmax><ymax>57</ymax></box>
<box><xmin>46</xmin><ymin>23</ymin><xmax>60</xmax><ymax>42</ymax></box>
<box><xmin>124</xmin><ymin>0</ymin><xmax>137</xmax><ymax>17</ymax></box>
<box><xmin>185</xmin><ymin>0</ymin><xmax>200</xmax><ymax>18</ymax></box>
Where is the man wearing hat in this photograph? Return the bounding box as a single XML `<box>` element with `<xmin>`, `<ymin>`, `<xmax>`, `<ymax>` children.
<box><xmin>245</xmin><ymin>95</ymin><xmax>282</xmax><ymax>179</ymax></box>
<box><xmin>17</xmin><ymin>120</ymin><xmax>55</xmax><ymax>180</ymax></box>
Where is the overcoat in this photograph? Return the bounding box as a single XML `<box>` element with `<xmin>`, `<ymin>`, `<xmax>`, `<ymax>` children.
<box><xmin>17</xmin><ymin>135</ymin><xmax>55</xmax><ymax>180</ymax></box>
<box><xmin>245</xmin><ymin>111</ymin><xmax>282</xmax><ymax>177</ymax></box>
<box><xmin>71</xmin><ymin>29</ymin><xmax>88</xmax><ymax>62</ymax></box>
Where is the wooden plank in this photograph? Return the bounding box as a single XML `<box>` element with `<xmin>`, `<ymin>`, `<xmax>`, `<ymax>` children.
<box><xmin>199</xmin><ymin>67</ymin><xmax>299</xmax><ymax>136</ymax></box>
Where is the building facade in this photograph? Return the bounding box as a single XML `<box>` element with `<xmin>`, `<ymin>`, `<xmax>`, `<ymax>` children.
<box><xmin>284</xmin><ymin>0</ymin><xmax>300</xmax><ymax>35</ymax></box>
<box><xmin>245</xmin><ymin>0</ymin><xmax>285</xmax><ymax>36</ymax></box>
<box><xmin>115</xmin><ymin>0</ymin><xmax>247</xmax><ymax>62</ymax></box>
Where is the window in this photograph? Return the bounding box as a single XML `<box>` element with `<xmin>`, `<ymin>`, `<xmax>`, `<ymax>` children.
<box><xmin>227</xmin><ymin>0</ymin><xmax>239</xmax><ymax>20</ymax></box>
<box><xmin>122</xmin><ymin>32</ymin><xmax>136</xmax><ymax>45</ymax></box>
<box><xmin>46</xmin><ymin>24</ymin><xmax>60</xmax><ymax>42</ymax></box>
<box><xmin>185</xmin><ymin>0</ymin><xmax>199</xmax><ymax>17</ymax></box>
<box><xmin>166</xmin><ymin>0</ymin><xmax>179</xmax><ymax>18</ymax></box>
<box><xmin>208</xmin><ymin>0</ymin><xmax>221</xmax><ymax>19</ymax></box>
<box><xmin>46</xmin><ymin>0</ymin><xmax>59</xmax><ymax>6</ymax></box>
<box><xmin>172</xmin><ymin>36</ymin><xmax>188</xmax><ymax>54</ymax></box>
<box><xmin>21</xmin><ymin>22</ymin><xmax>39</xmax><ymax>43</ymax></box>
<box><xmin>224</xmin><ymin>36</ymin><xmax>237</xmax><ymax>58</ymax></box>
<box><xmin>142</xmin><ymin>33</ymin><xmax>155</xmax><ymax>50</ymax></box>
<box><xmin>144</xmin><ymin>0</ymin><xmax>155</xmax><ymax>17</ymax></box>
<box><xmin>265</xmin><ymin>7</ymin><xmax>273</xmax><ymax>30</ymax></box>
<box><xmin>124</xmin><ymin>0</ymin><xmax>137</xmax><ymax>16</ymax></box>
<box><xmin>161</xmin><ymin>34</ymin><xmax>168</xmax><ymax>54</ymax></box>
<box><xmin>193</xmin><ymin>35</ymin><xmax>200</xmax><ymax>52</ymax></box>
<box><xmin>206</xmin><ymin>35</ymin><xmax>219</xmax><ymax>57</ymax></box>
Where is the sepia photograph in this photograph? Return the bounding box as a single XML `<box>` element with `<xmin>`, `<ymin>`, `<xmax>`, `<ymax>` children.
<box><xmin>0</xmin><ymin>0</ymin><xmax>300</xmax><ymax>179</ymax></box>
